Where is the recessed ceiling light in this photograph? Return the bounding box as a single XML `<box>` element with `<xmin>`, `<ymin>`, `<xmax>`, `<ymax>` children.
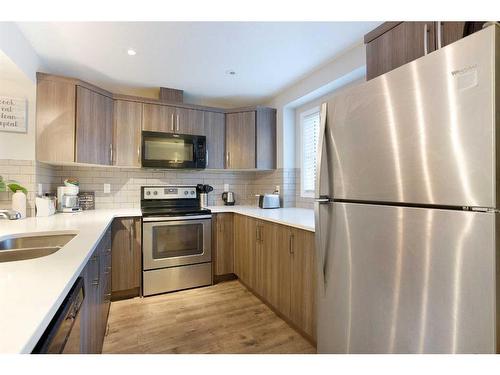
<box><xmin>127</xmin><ymin>48</ymin><xmax>137</xmax><ymax>56</ymax></box>
<box><xmin>225</xmin><ymin>69</ymin><xmax>236</xmax><ymax>76</ymax></box>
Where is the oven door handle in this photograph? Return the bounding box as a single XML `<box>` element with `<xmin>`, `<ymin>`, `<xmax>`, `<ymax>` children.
<box><xmin>142</xmin><ymin>215</ymin><xmax>212</xmax><ymax>222</ymax></box>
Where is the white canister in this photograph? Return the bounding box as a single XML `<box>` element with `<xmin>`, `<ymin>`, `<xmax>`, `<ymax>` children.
<box><xmin>12</xmin><ymin>191</ymin><xmax>27</xmax><ymax>218</ymax></box>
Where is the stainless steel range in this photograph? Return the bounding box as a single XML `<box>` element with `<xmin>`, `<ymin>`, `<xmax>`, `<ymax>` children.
<box><xmin>141</xmin><ymin>185</ymin><xmax>212</xmax><ymax>296</ymax></box>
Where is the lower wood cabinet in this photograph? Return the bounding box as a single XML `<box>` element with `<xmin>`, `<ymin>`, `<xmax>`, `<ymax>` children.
<box><xmin>212</xmin><ymin>213</ymin><xmax>234</xmax><ymax>276</ymax></box>
<box><xmin>79</xmin><ymin>228</ymin><xmax>111</xmax><ymax>354</ymax></box>
<box><xmin>232</xmin><ymin>214</ymin><xmax>316</xmax><ymax>341</ymax></box>
<box><xmin>111</xmin><ymin>217</ymin><xmax>142</xmax><ymax>299</ymax></box>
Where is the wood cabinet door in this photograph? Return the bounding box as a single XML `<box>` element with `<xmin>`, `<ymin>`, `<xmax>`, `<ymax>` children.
<box><xmin>111</xmin><ymin>218</ymin><xmax>141</xmax><ymax>293</ymax></box>
<box><xmin>203</xmin><ymin>111</ymin><xmax>225</xmax><ymax>169</ymax></box>
<box><xmin>366</xmin><ymin>22</ymin><xmax>436</xmax><ymax>80</ymax></box>
<box><xmin>142</xmin><ymin>103</ymin><xmax>176</xmax><ymax>132</ymax></box>
<box><xmin>76</xmin><ymin>86</ymin><xmax>114</xmax><ymax>165</ymax></box>
<box><xmin>113</xmin><ymin>100</ymin><xmax>142</xmax><ymax>167</ymax></box>
<box><xmin>255</xmin><ymin>221</ymin><xmax>279</xmax><ymax>303</ymax></box>
<box><xmin>234</xmin><ymin>214</ymin><xmax>257</xmax><ymax>286</ymax></box>
<box><xmin>256</xmin><ymin>108</ymin><xmax>276</xmax><ymax>170</ymax></box>
<box><xmin>176</xmin><ymin>107</ymin><xmax>204</xmax><ymax>135</ymax></box>
<box><xmin>80</xmin><ymin>250</ymin><xmax>99</xmax><ymax>353</ymax></box>
<box><xmin>225</xmin><ymin>111</ymin><xmax>256</xmax><ymax>169</ymax></box>
<box><xmin>36</xmin><ymin>79</ymin><xmax>76</xmax><ymax>162</ymax></box>
<box><xmin>214</xmin><ymin>213</ymin><xmax>234</xmax><ymax>275</ymax></box>
<box><xmin>290</xmin><ymin>228</ymin><xmax>316</xmax><ymax>340</ymax></box>
<box><xmin>438</xmin><ymin>22</ymin><xmax>466</xmax><ymax>47</ymax></box>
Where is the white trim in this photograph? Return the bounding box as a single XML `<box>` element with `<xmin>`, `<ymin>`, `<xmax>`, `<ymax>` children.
<box><xmin>299</xmin><ymin>106</ymin><xmax>320</xmax><ymax>198</ymax></box>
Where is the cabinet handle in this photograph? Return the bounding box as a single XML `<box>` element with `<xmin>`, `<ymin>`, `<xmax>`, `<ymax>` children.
<box><xmin>109</xmin><ymin>144</ymin><xmax>113</xmax><ymax>164</ymax></box>
<box><xmin>206</xmin><ymin>149</ymin><xmax>209</xmax><ymax>168</ymax></box>
<box><xmin>226</xmin><ymin>152</ymin><xmax>230</xmax><ymax>168</ymax></box>
<box><xmin>92</xmin><ymin>279</ymin><xmax>99</xmax><ymax>287</ymax></box>
<box><xmin>437</xmin><ymin>21</ymin><xmax>443</xmax><ymax>49</ymax></box>
<box><xmin>171</xmin><ymin>113</ymin><xmax>174</xmax><ymax>132</ymax></box>
<box><xmin>129</xmin><ymin>221</ymin><xmax>134</xmax><ymax>252</ymax></box>
<box><xmin>137</xmin><ymin>146</ymin><xmax>141</xmax><ymax>164</ymax></box>
<box><xmin>289</xmin><ymin>234</ymin><xmax>294</xmax><ymax>254</ymax></box>
<box><xmin>423</xmin><ymin>23</ymin><xmax>429</xmax><ymax>55</ymax></box>
<box><xmin>176</xmin><ymin>114</ymin><xmax>180</xmax><ymax>132</ymax></box>
<box><xmin>105</xmin><ymin>266</ymin><xmax>111</xmax><ymax>274</ymax></box>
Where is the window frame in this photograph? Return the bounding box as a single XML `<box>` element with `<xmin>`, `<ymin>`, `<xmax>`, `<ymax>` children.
<box><xmin>299</xmin><ymin>106</ymin><xmax>320</xmax><ymax>198</ymax></box>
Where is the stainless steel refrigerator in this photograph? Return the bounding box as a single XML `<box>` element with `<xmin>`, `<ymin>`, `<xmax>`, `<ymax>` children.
<box><xmin>315</xmin><ymin>24</ymin><xmax>500</xmax><ymax>353</ymax></box>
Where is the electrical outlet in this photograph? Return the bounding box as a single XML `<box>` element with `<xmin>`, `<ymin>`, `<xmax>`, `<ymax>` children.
<box><xmin>37</xmin><ymin>183</ymin><xmax>43</xmax><ymax>196</ymax></box>
<box><xmin>103</xmin><ymin>183</ymin><xmax>111</xmax><ymax>194</ymax></box>
<box><xmin>224</xmin><ymin>183</ymin><xmax>229</xmax><ymax>192</ymax></box>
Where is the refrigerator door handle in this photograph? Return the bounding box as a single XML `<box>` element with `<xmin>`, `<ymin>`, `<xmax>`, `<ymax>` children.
<box><xmin>315</xmin><ymin>102</ymin><xmax>328</xmax><ymax>200</ymax></box>
<box><xmin>315</xmin><ymin>199</ymin><xmax>331</xmax><ymax>295</ymax></box>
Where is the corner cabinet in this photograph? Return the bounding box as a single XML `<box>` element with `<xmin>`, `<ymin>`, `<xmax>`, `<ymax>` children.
<box><xmin>76</xmin><ymin>86</ymin><xmax>114</xmax><ymax>165</ymax></box>
<box><xmin>225</xmin><ymin>107</ymin><xmax>276</xmax><ymax>169</ymax></box>
<box><xmin>36</xmin><ymin>74</ymin><xmax>114</xmax><ymax>165</ymax></box>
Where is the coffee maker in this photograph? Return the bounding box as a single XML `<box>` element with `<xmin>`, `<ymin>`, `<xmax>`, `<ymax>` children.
<box><xmin>222</xmin><ymin>191</ymin><xmax>235</xmax><ymax>206</ymax></box>
<box><xmin>57</xmin><ymin>186</ymin><xmax>81</xmax><ymax>213</ymax></box>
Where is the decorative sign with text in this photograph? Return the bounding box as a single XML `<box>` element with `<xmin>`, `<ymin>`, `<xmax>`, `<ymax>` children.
<box><xmin>0</xmin><ymin>96</ymin><xmax>27</xmax><ymax>133</ymax></box>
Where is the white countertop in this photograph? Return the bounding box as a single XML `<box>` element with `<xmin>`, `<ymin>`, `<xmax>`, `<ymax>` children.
<box><xmin>209</xmin><ymin>205</ymin><xmax>315</xmax><ymax>232</ymax></box>
<box><xmin>0</xmin><ymin>205</ymin><xmax>313</xmax><ymax>353</ymax></box>
<box><xmin>0</xmin><ymin>208</ymin><xmax>140</xmax><ymax>354</ymax></box>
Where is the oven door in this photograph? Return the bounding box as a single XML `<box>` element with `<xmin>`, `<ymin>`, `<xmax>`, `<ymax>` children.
<box><xmin>142</xmin><ymin>215</ymin><xmax>212</xmax><ymax>270</ymax></box>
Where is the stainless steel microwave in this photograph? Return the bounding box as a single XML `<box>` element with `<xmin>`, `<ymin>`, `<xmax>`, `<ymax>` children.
<box><xmin>141</xmin><ymin>131</ymin><xmax>207</xmax><ymax>169</ymax></box>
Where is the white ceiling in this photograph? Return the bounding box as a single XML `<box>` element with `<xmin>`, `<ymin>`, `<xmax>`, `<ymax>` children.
<box><xmin>17</xmin><ymin>22</ymin><xmax>380</xmax><ymax>107</ymax></box>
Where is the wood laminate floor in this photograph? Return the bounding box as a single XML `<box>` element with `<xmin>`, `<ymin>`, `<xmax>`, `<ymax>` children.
<box><xmin>102</xmin><ymin>280</ymin><xmax>316</xmax><ymax>354</ymax></box>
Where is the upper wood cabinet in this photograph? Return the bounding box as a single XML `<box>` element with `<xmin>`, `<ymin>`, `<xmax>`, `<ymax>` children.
<box><xmin>226</xmin><ymin>107</ymin><xmax>276</xmax><ymax>170</ymax></box>
<box><xmin>226</xmin><ymin>111</ymin><xmax>256</xmax><ymax>169</ymax></box>
<box><xmin>365</xmin><ymin>21</ymin><xmax>486</xmax><ymax>80</ymax></box>
<box><xmin>76</xmin><ymin>86</ymin><xmax>114</xmax><ymax>165</ymax></box>
<box><xmin>365</xmin><ymin>22</ymin><xmax>436</xmax><ymax>80</ymax></box>
<box><xmin>113</xmin><ymin>100</ymin><xmax>142</xmax><ymax>167</ymax></box>
<box><xmin>142</xmin><ymin>103</ymin><xmax>176</xmax><ymax>132</ymax></box>
<box><xmin>36</xmin><ymin>73</ymin><xmax>276</xmax><ymax>169</ymax></box>
<box><xmin>142</xmin><ymin>103</ymin><xmax>205</xmax><ymax>135</ymax></box>
<box><xmin>203</xmin><ymin>111</ymin><xmax>225</xmax><ymax>169</ymax></box>
<box><xmin>36</xmin><ymin>78</ymin><xmax>76</xmax><ymax>163</ymax></box>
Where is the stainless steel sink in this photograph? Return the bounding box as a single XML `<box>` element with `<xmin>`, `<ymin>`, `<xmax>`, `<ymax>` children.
<box><xmin>0</xmin><ymin>233</ymin><xmax>76</xmax><ymax>262</ymax></box>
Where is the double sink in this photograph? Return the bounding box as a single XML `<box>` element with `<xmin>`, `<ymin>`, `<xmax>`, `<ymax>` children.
<box><xmin>0</xmin><ymin>233</ymin><xmax>76</xmax><ymax>263</ymax></box>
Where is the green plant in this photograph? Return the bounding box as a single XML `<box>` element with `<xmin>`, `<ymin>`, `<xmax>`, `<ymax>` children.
<box><xmin>0</xmin><ymin>175</ymin><xmax>27</xmax><ymax>194</ymax></box>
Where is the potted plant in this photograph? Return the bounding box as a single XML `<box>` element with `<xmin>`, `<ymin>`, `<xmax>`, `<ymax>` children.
<box><xmin>0</xmin><ymin>175</ymin><xmax>28</xmax><ymax>218</ymax></box>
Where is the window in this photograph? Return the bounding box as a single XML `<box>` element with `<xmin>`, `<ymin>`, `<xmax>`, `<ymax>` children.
<box><xmin>300</xmin><ymin>107</ymin><xmax>320</xmax><ymax>198</ymax></box>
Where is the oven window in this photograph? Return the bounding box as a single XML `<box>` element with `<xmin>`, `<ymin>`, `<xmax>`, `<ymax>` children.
<box><xmin>152</xmin><ymin>223</ymin><xmax>203</xmax><ymax>259</ymax></box>
<box><xmin>144</xmin><ymin>137</ymin><xmax>194</xmax><ymax>162</ymax></box>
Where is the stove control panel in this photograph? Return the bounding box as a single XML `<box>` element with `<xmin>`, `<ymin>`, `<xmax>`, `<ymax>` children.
<box><xmin>143</xmin><ymin>186</ymin><xmax>197</xmax><ymax>200</ymax></box>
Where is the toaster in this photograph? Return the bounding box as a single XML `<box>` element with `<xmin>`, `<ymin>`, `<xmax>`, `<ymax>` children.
<box><xmin>258</xmin><ymin>194</ymin><xmax>280</xmax><ymax>209</ymax></box>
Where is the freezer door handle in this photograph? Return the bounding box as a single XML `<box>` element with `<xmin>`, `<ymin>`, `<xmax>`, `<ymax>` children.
<box><xmin>315</xmin><ymin>102</ymin><xmax>328</xmax><ymax>199</ymax></box>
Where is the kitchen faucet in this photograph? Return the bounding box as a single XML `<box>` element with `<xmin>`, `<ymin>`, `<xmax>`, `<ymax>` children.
<box><xmin>0</xmin><ymin>209</ymin><xmax>21</xmax><ymax>220</ymax></box>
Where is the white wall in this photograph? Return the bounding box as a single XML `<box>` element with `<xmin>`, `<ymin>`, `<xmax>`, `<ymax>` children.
<box><xmin>267</xmin><ymin>42</ymin><xmax>367</xmax><ymax>169</ymax></box>
<box><xmin>0</xmin><ymin>23</ymin><xmax>40</xmax><ymax>161</ymax></box>
<box><xmin>0</xmin><ymin>52</ymin><xmax>37</xmax><ymax>160</ymax></box>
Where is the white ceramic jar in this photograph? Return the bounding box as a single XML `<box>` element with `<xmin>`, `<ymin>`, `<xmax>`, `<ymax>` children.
<box><xmin>12</xmin><ymin>191</ymin><xmax>27</xmax><ymax>218</ymax></box>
